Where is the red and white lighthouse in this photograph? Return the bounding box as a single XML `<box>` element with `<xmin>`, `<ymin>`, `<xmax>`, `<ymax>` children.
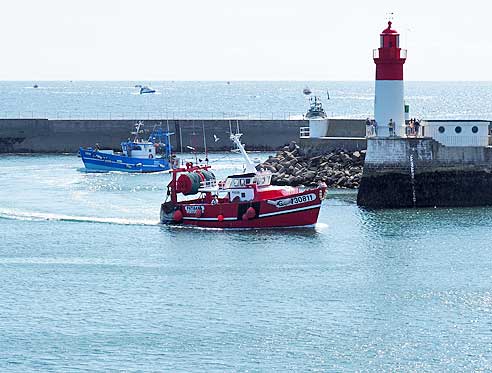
<box><xmin>373</xmin><ymin>21</ymin><xmax>407</xmax><ymax>137</ymax></box>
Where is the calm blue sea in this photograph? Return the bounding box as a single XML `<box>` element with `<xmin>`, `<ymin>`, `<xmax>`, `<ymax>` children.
<box><xmin>1</xmin><ymin>82</ymin><xmax>492</xmax><ymax>371</ymax></box>
<box><xmin>1</xmin><ymin>81</ymin><xmax>492</xmax><ymax>120</ymax></box>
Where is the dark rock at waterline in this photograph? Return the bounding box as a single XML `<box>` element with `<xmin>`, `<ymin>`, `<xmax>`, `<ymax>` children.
<box><xmin>257</xmin><ymin>141</ymin><xmax>366</xmax><ymax>188</ymax></box>
<box><xmin>357</xmin><ymin>169</ymin><xmax>492</xmax><ymax>208</ymax></box>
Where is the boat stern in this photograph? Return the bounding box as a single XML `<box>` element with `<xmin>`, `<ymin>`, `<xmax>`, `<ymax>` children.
<box><xmin>160</xmin><ymin>202</ymin><xmax>182</xmax><ymax>225</ymax></box>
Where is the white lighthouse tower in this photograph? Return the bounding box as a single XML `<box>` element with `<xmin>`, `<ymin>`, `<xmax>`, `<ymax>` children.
<box><xmin>373</xmin><ymin>21</ymin><xmax>407</xmax><ymax>137</ymax></box>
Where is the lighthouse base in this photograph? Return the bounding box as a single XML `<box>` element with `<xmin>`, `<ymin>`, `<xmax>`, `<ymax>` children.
<box><xmin>357</xmin><ymin>169</ymin><xmax>492</xmax><ymax>208</ymax></box>
<box><xmin>357</xmin><ymin>137</ymin><xmax>492</xmax><ymax>208</ymax></box>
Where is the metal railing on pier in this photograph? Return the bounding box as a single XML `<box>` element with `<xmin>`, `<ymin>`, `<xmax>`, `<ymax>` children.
<box><xmin>0</xmin><ymin>111</ymin><xmax>307</xmax><ymax>121</ymax></box>
<box><xmin>366</xmin><ymin>124</ymin><xmax>424</xmax><ymax>138</ymax></box>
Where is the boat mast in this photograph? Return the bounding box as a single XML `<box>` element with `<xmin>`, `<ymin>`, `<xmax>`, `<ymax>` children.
<box><xmin>230</xmin><ymin>133</ymin><xmax>256</xmax><ymax>174</ymax></box>
<box><xmin>166</xmin><ymin>121</ymin><xmax>172</xmax><ymax>161</ymax></box>
<box><xmin>133</xmin><ymin>121</ymin><xmax>143</xmax><ymax>142</ymax></box>
<box><xmin>202</xmin><ymin>121</ymin><xmax>208</xmax><ymax>162</ymax></box>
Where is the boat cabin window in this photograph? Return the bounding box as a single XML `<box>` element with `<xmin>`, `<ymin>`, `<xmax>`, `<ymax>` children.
<box><xmin>225</xmin><ymin>177</ymin><xmax>252</xmax><ymax>188</ymax></box>
<box><xmin>133</xmin><ymin>146</ymin><xmax>142</xmax><ymax>150</ymax></box>
<box><xmin>255</xmin><ymin>174</ymin><xmax>271</xmax><ymax>186</ymax></box>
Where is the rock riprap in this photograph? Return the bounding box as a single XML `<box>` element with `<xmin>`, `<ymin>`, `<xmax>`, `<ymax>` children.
<box><xmin>257</xmin><ymin>142</ymin><xmax>366</xmax><ymax>188</ymax></box>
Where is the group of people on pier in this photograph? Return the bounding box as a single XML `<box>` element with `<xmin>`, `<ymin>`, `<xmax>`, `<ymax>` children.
<box><xmin>365</xmin><ymin>117</ymin><xmax>422</xmax><ymax>138</ymax></box>
<box><xmin>406</xmin><ymin>118</ymin><xmax>421</xmax><ymax>137</ymax></box>
<box><xmin>365</xmin><ymin>118</ymin><xmax>378</xmax><ymax>136</ymax></box>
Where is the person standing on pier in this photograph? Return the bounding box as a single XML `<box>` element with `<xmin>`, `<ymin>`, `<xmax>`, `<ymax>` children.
<box><xmin>366</xmin><ymin>117</ymin><xmax>372</xmax><ymax>136</ymax></box>
<box><xmin>388</xmin><ymin>119</ymin><xmax>394</xmax><ymax>136</ymax></box>
<box><xmin>414</xmin><ymin>119</ymin><xmax>421</xmax><ymax>137</ymax></box>
<box><xmin>372</xmin><ymin>120</ymin><xmax>378</xmax><ymax>136</ymax></box>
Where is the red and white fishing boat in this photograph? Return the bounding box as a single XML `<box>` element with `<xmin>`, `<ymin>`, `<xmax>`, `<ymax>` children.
<box><xmin>160</xmin><ymin>133</ymin><xmax>326</xmax><ymax>229</ymax></box>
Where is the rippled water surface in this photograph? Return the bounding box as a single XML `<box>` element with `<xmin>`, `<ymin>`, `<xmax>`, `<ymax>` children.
<box><xmin>1</xmin><ymin>81</ymin><xmax>492</xmax><ymax>120</ymax></box>
<box><xmin>1</xmin><ymin>154</ymin><xmax>492</xmax><ymax>371</ymax></box>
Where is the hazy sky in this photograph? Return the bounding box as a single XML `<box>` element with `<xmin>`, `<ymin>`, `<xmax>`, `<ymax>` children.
<box><xmin>1</xmin><ymin>0</ymin><xmax>491</xmax><ymax>80</ymax></box>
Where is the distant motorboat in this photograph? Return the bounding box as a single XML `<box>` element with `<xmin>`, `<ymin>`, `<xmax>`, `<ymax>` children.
<box><xmin>33</xmin><ymin>84</ymin><xmax>38</xmax><ymax>89</ymax></box>
<box><xmin>140</xmin><ymin>86</ymin><xmax>156</xmax><ymax>94</ymax></box>
<box><xmin>303</xmin><ymin>86</ymin><xmax>312</xmax><ymax>95</ymax></box>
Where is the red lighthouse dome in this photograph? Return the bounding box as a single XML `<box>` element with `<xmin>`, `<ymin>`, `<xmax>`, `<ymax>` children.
<box><xmin>373</xmin><ymin>21</ymin><xmax>407</xmax><ymax>80</ymax></box>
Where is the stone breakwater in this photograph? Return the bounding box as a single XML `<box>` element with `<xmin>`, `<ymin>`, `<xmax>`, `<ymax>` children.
<box><xmin>257</xmin><ymin>142</ymin><xmax>366</xmax><ymax>188</ymax></box>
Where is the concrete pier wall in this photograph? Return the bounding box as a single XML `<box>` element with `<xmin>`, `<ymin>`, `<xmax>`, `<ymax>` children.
<box><xmin>325</xmin><ymin>119</ymin><xmax>367</xmax><ymax>137</ymax></box>
<box><xmin>357</xmin><ymin>137</ymin><xmax>492</xmax><ymax>207</ymax></box>
<box><xmin>299</xmin><ymin>137</ymin><xmax>367</xmax><ymax>154</ymax></box>
<box><xmin>0</xmin><ymin>118</ymin><xmax>366</xmax><ymax>153</ymax></box>
<box><xmin>298</xmin><ymin>119</ymin><xmax>367</xmax><ymax>154</ymax></box>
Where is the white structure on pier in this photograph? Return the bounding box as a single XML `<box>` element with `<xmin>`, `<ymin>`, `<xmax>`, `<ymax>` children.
<box><xmin>422</xmin><ymin>120</ymin><xmax>490</xmax><ymax>147</ymax></box>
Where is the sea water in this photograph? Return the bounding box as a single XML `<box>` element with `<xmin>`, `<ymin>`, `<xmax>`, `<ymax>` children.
<box><xmin>2</xmin><ymin>80</ymin><xmax>492</xmax><ymax>120</ymax></box>
<box><xmin>1</xmin><ymin>152</ymin><xmax>492</xmax><ymax>371</ymax></box>
<box><xmin>2</xmin><ymin>81</ymin><xmax>492</xmax><ymax>371</ymax></box>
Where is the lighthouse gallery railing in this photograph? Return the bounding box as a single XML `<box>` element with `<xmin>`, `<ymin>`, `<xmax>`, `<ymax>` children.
<box><xmin>373</xmin><ymin>49</ymin><xmax>407</xmax><ymax>59</ymax></box>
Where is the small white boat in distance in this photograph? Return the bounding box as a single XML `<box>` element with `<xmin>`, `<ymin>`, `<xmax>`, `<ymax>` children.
<box><xmin>140</xmin><ymin>86</ymin><xmax>156</xmax><ymax>94</ymax></box>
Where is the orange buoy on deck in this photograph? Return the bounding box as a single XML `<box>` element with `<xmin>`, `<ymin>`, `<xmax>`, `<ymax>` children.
<box><xmin>246</xmin><ymin>207</ymin><xmax>256</xmax><ymax>219</ymax></box>
<box><xmin>173</xmin><ymin>210</ymin><xmax>183</xmax><ymax>222</ymax></box>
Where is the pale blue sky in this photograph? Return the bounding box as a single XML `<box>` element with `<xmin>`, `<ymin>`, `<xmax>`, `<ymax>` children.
<box><xmin>1</xmin><ymin>0</ymin><xmax>490</xmax><ymax>80</ymax></box>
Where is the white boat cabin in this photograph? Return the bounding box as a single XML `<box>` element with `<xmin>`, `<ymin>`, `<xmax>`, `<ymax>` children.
<box><xmin>224</xmin><ymin>173</ymin><xmax>272</xmax><ymax>202</ymax></box>
<box><xmin>224</xmin><ymin>173</ymin><xmax>271</xmax><ymax>188</ymax></box>
<box><xmin>198</xmin><ymin>172</ymin><xmax>272</xmax><ymax>203</ymax></box>
<box><xmin>121</xmin><ymin>141</ymin><xmax>157</xmax><ymax>159</ymax></box>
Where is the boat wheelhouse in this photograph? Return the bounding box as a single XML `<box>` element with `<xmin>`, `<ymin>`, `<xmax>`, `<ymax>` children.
<box><xmin>305</xmin><ymin>96</ymin><xmax>327</xmax><ymax>119</ymax></box>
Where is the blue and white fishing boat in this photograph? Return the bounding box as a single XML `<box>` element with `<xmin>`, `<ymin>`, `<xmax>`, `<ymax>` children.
<box><xmin>79</xmin><ymin>122</ymin><xmax>175</xmax><ymax>173</ymax></box>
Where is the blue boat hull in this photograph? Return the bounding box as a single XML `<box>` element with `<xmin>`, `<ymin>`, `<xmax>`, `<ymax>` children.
<box><xmin>79</xmin><ymin>148</ymin><xmax>171</xmax><ymax>173</ymax></box>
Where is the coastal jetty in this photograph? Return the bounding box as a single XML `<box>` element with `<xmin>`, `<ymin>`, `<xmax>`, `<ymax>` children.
<box><xmin>258</xmin><ymin>142</ymin><xmax>365</xmax><ymax>189</ymax></box>
<box><xmin>0</xmin><ymin>119</ymin><xmax>301</xmax><ymax>153</ymax></box>
<box><xmin>358</xmin><ymin>122</ymin><xmax>492</xmax><ymax>207</ymax></box>
<box><xmin>0</xmin><ymin>118</ymin><xmax>365</xmax><ymax>153</ymax></box>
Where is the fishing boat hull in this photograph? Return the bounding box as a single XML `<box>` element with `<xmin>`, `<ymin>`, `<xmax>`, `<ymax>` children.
<box><xmin>79</xmin><ymin>148</ymin><xmax>170</xmax><ymax>173</ymax></box>
<box><xmin>160</xmin><ymin>188</ymin><xmax>324</xmax><ymax>228</ymax></box>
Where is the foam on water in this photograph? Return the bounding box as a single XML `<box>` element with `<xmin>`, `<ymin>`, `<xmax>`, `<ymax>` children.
<box><xmin>0</xmin><ymin>208</ymin><xmax>157</xmax><ymax>226</ymax></box>
<box><xmin>315</xmin><ymin>222</ymin><xmax>329</xmax><ymax>231</ymax></box>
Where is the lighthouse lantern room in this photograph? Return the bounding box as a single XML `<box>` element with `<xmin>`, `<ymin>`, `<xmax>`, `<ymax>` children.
<box><xmin>373</xmin><ymin>21</ymin><xmax>407</xmax><ymax>137</ymax></box>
